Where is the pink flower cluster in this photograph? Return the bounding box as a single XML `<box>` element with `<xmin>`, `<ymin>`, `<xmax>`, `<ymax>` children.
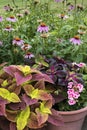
<box><xmin>67</xmin><ymin>82</ymin><xmax>83</xmax><ymax>105</ymax></box>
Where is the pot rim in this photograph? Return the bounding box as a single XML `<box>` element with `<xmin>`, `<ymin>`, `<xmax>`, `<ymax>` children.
<box><xmin>58</xmin><ymin>106</ymin><xmax>87</xmax><ymax>115</ymax></box>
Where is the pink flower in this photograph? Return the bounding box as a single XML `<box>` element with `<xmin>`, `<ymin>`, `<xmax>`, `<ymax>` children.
<box><xmin>0</xmin><ymin>41</ymin><xmax>3</xmax><ymax>46</ymax></box>
<box><xmin>70</xmin><ymin>35</ymin><xmax>81</xmax><ymax>45</ymax></box>
<box><xmin>73</xmin><ymin>92</ymin><xmax>80</xmax><ymax>99</ymax></box>
<box><xmin>58</xmin><ymin>14</ymin><xmax>69</xmax><ymax>20</ymax></box>
<box><xmin>12</xmin><ymin>37</ymin><xmax>24</xmax><ymax>46</ymax></box>
<box><xmin>68</xmin><ymin>99</ymin><xmax>76</xmax><ymax>105</ymax></box>
<box><xmin>72</xmin><ymin>62</ymin><xmax>86</xmax><ymax>69</ymax></box>
<box><xmin>3</xmin><ymin>26</ymin><xmax>14</xmax><ymax>32</ymax></box>
<box><xmin>6</xmin><ymin>16</ymin><xmax>17</xmax><ymax>22</ymax></box>
<box><xmin>77</xmin><ymin>63</ymin><xmax>86</xmax><ymax>68</ymax></box>
<box><xmin>68</xmin><ymin>93</ymin><xmax>74</xmax><ymax>100</ymax></box>
<box><xmin>0</xmin><ymin>16</ymin><xmax>3</xmax><ymax>22</ymax></box>
<box><xmin>77</xmin><ymin>83</ymin><xmax>83</xmax><ymax>92</ymax></box>
<box><xmin>3</xmin><ymin>5</ymin><xmax>12</xmax><ymax>11</ymax></box>
<box><xmin>67</xmin><ymin>89</ymin><xmax>74</xmax><ymax>94</ymax></box>
<box><xmin>68</xmin><ymin>4</ymin><xmax>75</xmax><ymax>11</ymax></box>
<box><xmin>67</xmin><ymin>82</ymin><xmax>73</xmax><ymax>88</ymax></box>
<box><xmin>21</xmin><ymin>43</ymin><xmax>32</xmax><ymax>51</ymax></box>
<box><xmin>37</xmin><ymin>23</ymin><xmax>49</xmax><ymax>33</ymax></box>
<box><xmin>24</xmin><ymin>52</ymin><xmax>34</xmax><ymax>59</ymax></box>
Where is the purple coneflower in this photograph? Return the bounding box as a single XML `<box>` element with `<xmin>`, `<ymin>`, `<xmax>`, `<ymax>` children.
<box><xmin>24</xmin><ymin>10</ymin><xmax>30</xmax><ymax>15</ymax></box>
<box><xmin>68</xmin><ymin>4</ymin><xmax>75</xmax><ymax>11</ymax></box>
<box><xmin>70</xmin><ymin>35</ymin><xmax>81</xmax><ymax>45</ymax></box>
<box><xmin>0</xmin><ymin>16</ymin><xmax>3</xmax><ymax>22</ymax></box>
<box><xmin>16</xmin><ymin>13</ymin><xmax>23</xmax><ymax>18</ymax></box>
<box><xmin>37</xmin><ymin>23</ymin><xmax>49</xmax><ymax>33</ymax></box>
<box><xmin>6</xmin><ymin>16</ymin><xmax>17</xmax><ymax>22</ymax></box>
<box><xmin>58</xmin><ymin>14</ymin><xmax>69</xmax><ymax>20</ymax></box>
<box><xmin>21</xmin><ymin>43</ymin><xmax>32</xmax><ymax>51</ymax></box>
<box><xmin>24</xmin><ymin>52</ymin><xmax>35</xmax><ymax>59</ymax></box>
<box><xmin>3</xmin><ymin>26</ymin><xmax>14</xmax><ymax>32</ymax></box>
<box><xmin>12</xmin><ymin>37</ymin><xmax>24</xmax><ymax>46</ymax></box>
<box><xmin>4</xmin><ymin>5</ymin><xmax>13</xmax><ymax>11</ymax></box>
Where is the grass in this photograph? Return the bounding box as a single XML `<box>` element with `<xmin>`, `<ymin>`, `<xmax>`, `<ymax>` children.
<box><xmin>0</xmin><ymin>0</ymin><xmax>87</xmax><ymax>8</ymax></box>
<box><xmin>0</xmin><ymin>0</ymin><xmax>87</xmax><ymax>13</ymax></box>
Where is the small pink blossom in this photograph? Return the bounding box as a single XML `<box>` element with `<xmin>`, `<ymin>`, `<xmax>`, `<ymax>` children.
<box><xmin>68</xmin><ymin>99</ymin><xmax>76</xmax><ymax>105</ymax></box>
<box><xmin>67</xmin><ymin>82</ymin><xmax>73</xmax><ymax>88</ymax></box>
<box><xmin>37</xmin><ymin>23</ymin><xmax>49</xmax><ymax>33</ymax></box>
<box><xmin>70</xmin><ymin>35</ymin><xmax>81</xmax><ymax>45</ymax></box>
<box><xmin>68</xmin><ymin>93</ymin><xmax>74</xmax><ymax>100</ymax></box>
<box><xmin>77</xmin><ymin>63</ymin><xmax>86</xmax><ymax>68</ymax></box>
<box><xmin>77</xmin><ymin>83</ymin><xmax>83</xmax><ymax>92</ymax></box>
<box><xmin>73</xmin><ymin>92</ymin><xmax>80</xmax><ymax>99</ymax></box>
<box><xmin>72</xmin><ymin>62</ymin><xmax>86</xmax><ymax>68</ymax></box>
<box><xmin>67</xmin><ymin>89</ymin><xmax>74</xmax><ymax>94</ymax></box>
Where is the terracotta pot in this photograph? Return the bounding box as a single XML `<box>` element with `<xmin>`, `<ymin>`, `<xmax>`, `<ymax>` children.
<box><xmin>47</xmin><ymin>107</ymin><xmax>87</xmax><ymax>130</ymax></box>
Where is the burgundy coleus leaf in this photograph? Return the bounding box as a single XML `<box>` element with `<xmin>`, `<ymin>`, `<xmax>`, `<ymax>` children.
<box><xmin>8</xmin><ymin>96</ymin><xmax>26</xmax><ymax>111</ymax></box>
<box><xmin>0</xmin><ymin>103</ymin><xmax>6</xmax><ymax>116</ymax></box>
<box><xmin>48</xmin><ymin>109</ymin><xmax>63</xmax><ymax>126</ymax></box>
<box><xmin>23</xmin><ymin>127</ymin><xmax>29</xmax><ymax>130</ymax></box>
<box><xmin>34</xmin><ymin>80</ymin><xmax>45</xmax><ymax>89</ymax></box>
<box><xmin>6</xmin><ymin>109</ymin><xmax>18</xmax><ymax>122</ymax></box>
<box><xmin>36</xmin><ymin>108</ymin><xmax>48</xmax><ymax>126</ymax></box>
<box><xmin>27</xmin><ymin>112</ymin><xmax>44</xmax><ymax>129</ymax></box>
<box><xmin>37</xmin><ymin>90</ymin><xmax>52</xmax><ymax>101</ymax></box>
<box><xmin>23</xmin><ymin>84</ymin><xmax>34</xmax><ymax>95</ymax></box>
<box><xmin>14</xmin><ymin>71</ymin><xmax>32</xmax><ymax>86</ymax></box>
<box><xmin>4</xmin><ymin>65</ymin><xmax>18</xmax><ymax>77</ymax></box>
<box><xmin>52</xmin><ymin>93</ymin><xmax>66</xmax><ymax>104</ymax></box>
<box><xmin>8</xmin><ymin>83</ymin><xmax>21</xmax><ymax>95</ymax></box>
<box><xmin>44</xmin><ymin>99</ymin><xmax>53</xmax><ymax>109</ymax></box>
<box><xmin>10</xmin><ymin>122</ymin><xmax>17</xmax><ymax>130</ymax></box>
<box><xmin>22</xmin><ymin>94</ymin><xmax>38</xmax><ymax>106</ymax></box>
<box><xmin>0</xmin><ymin>97</ymin><xmax>8</xmax><ymax>116</ymax></box>
<box><xmin>8</xmin><ymin>102</ymin><xmax>26</xmax><ymax>111</ymax></box>
<box><xmin>32</xmin><ymin>73</ymin><xmax>54</xmax><ymax>84</ymax></box>
<box><xmin>0</xmin><ymin>117</ymin><xmax>10</xmax><ymax>130</ymax></box>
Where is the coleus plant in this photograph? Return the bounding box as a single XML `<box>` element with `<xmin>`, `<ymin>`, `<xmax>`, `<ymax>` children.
<box><xmin>0</xmin><ymin>64</ymin><xmax>63</xmax><ymax>130</ymax></box>
<box><xmin>33</xmin><ymin>56</ymin><xmax>87</xmax><ymax>111</ymax></box>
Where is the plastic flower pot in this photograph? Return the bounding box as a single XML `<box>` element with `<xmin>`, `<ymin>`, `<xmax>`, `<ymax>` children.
<box><xmin>47</xmin><ymin>106</ymin><xmax>87</xmax><ymax>130</ymax></box>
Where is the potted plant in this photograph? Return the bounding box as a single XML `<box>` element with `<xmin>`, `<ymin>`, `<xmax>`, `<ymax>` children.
<box><xmin>0</xmin><ymin>64</ymin><xmax>63</xmax><ymax>130</ymax></box>
<box><xmin>33</xmin><ymin>56</ymin><xmax>87</xmax><ymax>130</ymax></box>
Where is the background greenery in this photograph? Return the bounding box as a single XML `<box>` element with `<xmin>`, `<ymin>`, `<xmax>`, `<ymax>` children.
<box><xmin>0</xmin><ymin>0</ymin><xmax>87</xmax><ymax>9</ymax></box>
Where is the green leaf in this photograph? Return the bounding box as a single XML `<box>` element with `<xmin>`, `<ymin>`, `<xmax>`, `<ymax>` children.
<box><xmin>40</xmin><ymin>102</ymin><xmax>51</xmax><ymax>114</ymax></box>
<box><xmin>30</xmin><ymin>89</ymin><xmax>39</xmax><ymax>99</ymax></box>
<box><xmin>9</xmin><ymin>93</ymin><xmax>21</xmax><ymax>103</ymax></box>
<box><xmin>0</xmin><ymin>88</ymin><xmax>21</xmax><ymax>103</ymax></box>
<box><xmin>17</xmin><ymin>106</ymin><xmax>30</xmax><ymax>130</ymax></box>
<box><xmin>1</xmin><ymin>80</ymin><xmax>8</xmax><ymax>87</ymax></box>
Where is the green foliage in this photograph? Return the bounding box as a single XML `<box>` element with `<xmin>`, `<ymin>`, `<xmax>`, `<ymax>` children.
<box><xmin>0</xmin><ymin>88</ymin><xmax>21</xmax><ymax>102</ymax></box>
<box><xmin>17</xmin><ymin>106</ymin><xmax>30</xmax><ymax>130</ymax></box>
